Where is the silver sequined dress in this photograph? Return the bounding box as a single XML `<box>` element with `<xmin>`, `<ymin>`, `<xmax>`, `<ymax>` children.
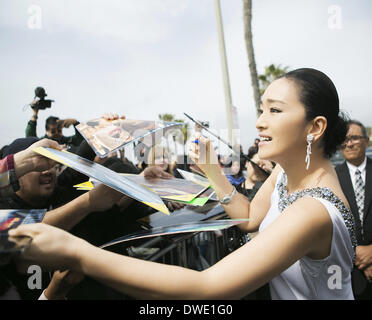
<box><xmin>259</xmin><ymin>170</ymin><xmax>356</xmax><ymax>300</ymax></box>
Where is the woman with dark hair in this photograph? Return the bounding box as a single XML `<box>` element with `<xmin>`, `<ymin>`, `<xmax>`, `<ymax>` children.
<box><xmin>11</xmin><ymin>68</ymin><xmax>356</xmax><ymax>299</ymax></box>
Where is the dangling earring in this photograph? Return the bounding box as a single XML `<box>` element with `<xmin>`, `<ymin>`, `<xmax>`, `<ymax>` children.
<box><xmin>305</xmin><ymin>134</ymin><xmax>314</xmax><ymax>171</ymax></box>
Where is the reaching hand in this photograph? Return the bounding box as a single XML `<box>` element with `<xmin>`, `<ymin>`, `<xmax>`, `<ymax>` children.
<box><xmin>9</xmin><ymin>223</ymin><xmax>85</xmax><ymax>271</ymax></box>
<box><xmin>143</xmin><ymin>166</ymin><xmax>173</xmax><ymax>179</ymax></box>
<box><xmin>86</xmin><ymin>184</ymin><xmax>127</xmax><ymax>212</ymax></box>
<box><xmin>166</xmin><ymin>201</ymin><xmax>186</xmax><ymax>212</ymax></box>
<box><xmin>13</xmin><ymin>138</ymin><xmax>62</xmax><ymax>178</ymax></box>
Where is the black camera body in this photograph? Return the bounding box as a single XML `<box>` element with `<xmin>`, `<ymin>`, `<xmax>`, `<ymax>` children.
<box><xmin>31</xmin><ymin>87</ymin><xmax>54</xmax><ymax>110</ymax></box>
<box><xmin>32</xmin><ymin>98</ymin><xmax>54</xmax><ymax>110</ymax></box>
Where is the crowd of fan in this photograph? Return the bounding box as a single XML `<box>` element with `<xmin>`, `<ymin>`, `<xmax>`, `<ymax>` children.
<box><xmin>3</xmin><ymin>91</ymin><xmax>370</xmax><ymax>300</ymax></box>
<box><xmin>0</xmin><ymin>103</ymin><xmax>271</xmax><ymax>300</ymax></box>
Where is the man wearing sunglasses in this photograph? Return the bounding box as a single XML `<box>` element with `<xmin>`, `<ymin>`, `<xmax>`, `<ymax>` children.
<box><xmin>336</xmin><ymin>120</ymin><xmax>372</xmax><ymax>299</ymax></box>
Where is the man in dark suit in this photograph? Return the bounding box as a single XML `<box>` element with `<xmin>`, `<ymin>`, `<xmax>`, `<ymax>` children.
<box><xmin>336</xmin><ymin>120</ymin><xmax>372</xmax><ymax>299</ymax></box>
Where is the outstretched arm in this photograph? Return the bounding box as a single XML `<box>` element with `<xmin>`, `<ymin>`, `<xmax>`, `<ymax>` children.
<box><xmin>43</xmin><ymin>163</ymin><xmax>171</xmax><ymax>230</ymax></box>
<box><xmin>42</xmin><ymin>184</ymin><xmax>127</xmax><ymax>230</ymax></box>
<box><xmin>11</xmin><ymin>197</ymin><xmax>332</xmax><ymax>299</ymax></box>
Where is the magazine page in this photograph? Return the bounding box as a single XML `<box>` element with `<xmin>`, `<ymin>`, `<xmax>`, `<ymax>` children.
<box><xmin>0</xmin><ymin>209</ymin><xmax>46</xmax><ymax>254</ymax></box>
<box><xmin>33</xmin><ymin>147</ymin><xmax>169</xmax><ymax>215</ymax></box>
<box><xmin>76</xmin><ymin>117</ymin><xmax>182</xmax><ymax>158</ymax></box>
<box><xmin>176</xmin><ymin>168</ymin><xmax>210</xmax><ymax>189</ymax></box>
<box><xmin>137</xmin><ymin>202</ymin><xmax>225</xmax><ymax>229</ymax></box>
<box><xmin>122</xmin><ymin>174</ymin><xmax>208</xmax><ymax>202</ymax></box>
<box><xmin>74</xmin><ymin>174</ymin><xmax>211</xmax><ymax>204</ymax></box>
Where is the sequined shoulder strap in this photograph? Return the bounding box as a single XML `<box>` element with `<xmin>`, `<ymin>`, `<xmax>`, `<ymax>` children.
<box><xmin>277</xmin><ymin>172</ymin><xmax>357</xmax><ymax>250</ymax></box>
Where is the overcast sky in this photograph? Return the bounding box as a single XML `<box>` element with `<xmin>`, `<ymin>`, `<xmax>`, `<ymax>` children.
<box><xmin>1</xmin><ymin>0</ymin><xmax>371</xmax><ymax>156</ymax></box>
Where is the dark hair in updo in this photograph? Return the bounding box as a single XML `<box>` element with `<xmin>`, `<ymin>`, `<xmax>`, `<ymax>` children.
<box><xmin>279</xmin><ymin>68</ymin><xmax>348</xmax><ymax>158</ymax></box>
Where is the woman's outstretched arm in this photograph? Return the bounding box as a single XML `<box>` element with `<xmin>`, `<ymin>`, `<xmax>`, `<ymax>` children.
<box><xmin>11</xmin><ymin>196</ymin><xmax>332</xmax><ymax>299</ymax></box>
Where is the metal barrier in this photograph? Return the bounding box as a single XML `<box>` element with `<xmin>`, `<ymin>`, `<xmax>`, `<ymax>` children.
<box><xmin>125</xmin><ymin>203</ymin><xmax>250</xmax><ymax>271</ymax></box>
<box><xmin>143</xmin><ymin>226</ymin><xmax>249</xmax><ymax>270</ymax></box>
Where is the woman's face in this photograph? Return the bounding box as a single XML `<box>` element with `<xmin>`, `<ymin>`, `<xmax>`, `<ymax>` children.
<box><xmin>256</xmin><ymin>78</ymin><xmax>308</xmax><ymax>164</ymax></box>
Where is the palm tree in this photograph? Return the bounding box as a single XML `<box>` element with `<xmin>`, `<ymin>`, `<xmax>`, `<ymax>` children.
<box><xmin>258</xmin><ymin>64</ymin><xmax>290</xmax><ymax>96</ymax></box>
<box><xmin>158</xmin><ymin>113</ymin><xmax>175</xmax><ymax>122</ymax></box>
<box><xmin>242</xmin><ymin>0</ymin><xmax>261</xmax><ymax>116</ymax></box>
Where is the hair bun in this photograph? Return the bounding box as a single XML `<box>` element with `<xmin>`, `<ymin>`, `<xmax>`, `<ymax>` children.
<box><xmin>324</xmin><ymin>111</ymin><xmax>349</xmax><ymax>157</ymax></box>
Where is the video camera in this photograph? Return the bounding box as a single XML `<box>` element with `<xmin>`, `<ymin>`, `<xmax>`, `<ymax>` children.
<box><xmin>31</xmin><ymin>87</ymin><xmax>54</xmax><ymax>110</ymax></box>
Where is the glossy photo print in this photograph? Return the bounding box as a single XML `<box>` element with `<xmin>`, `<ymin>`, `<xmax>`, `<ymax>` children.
<box><xmin>74</xmin><ymin>174</ymin><xmax>214</xmax><ymax>205</ymax></box>
<box><xmin>76</xmin><ymin>118</ymin><xmax>182</xmax><ymax>158</ymax></box>
<box><xmin>100</xmin><ymin>219</ymin><xmax>249</xmax><ymax>249</ymax></box>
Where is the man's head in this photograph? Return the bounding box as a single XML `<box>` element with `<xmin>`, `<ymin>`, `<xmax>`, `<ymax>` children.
<box><xmin>2</xmin><ymin>137</ymin><xmax>57</xmax><ymax>207</ymax></box>
<box><xmin>341</xmin><ymin>120</ymin><xmax>369</xmax><ymax>166</ymax></box>
<box><xmin>16</xmin><ymin>168</ymin><xmax>57</xmax><ymax>207</ymax></box>
<box><xmin>45</xmin><ymin>116</ymin><xmax>62</xmax><ymax>140</ymax></box>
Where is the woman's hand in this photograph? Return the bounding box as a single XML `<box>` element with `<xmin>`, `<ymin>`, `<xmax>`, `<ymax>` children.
<box><xmin>188</xmin><ymin>132</ymin><xmax>219</xmax><ymax>176</ymax></box>
<box><xmin>9</xmin><ymin>223</ymin><xmax>86</xmax><ymax>271</ymax></box>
